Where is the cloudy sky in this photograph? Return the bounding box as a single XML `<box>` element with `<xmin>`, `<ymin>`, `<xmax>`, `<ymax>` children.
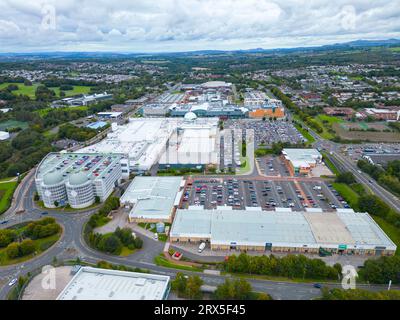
<box><xmin>0</xmin><ymin>0</ymin><xmax>399</xmax><ymax>52</ymax></box>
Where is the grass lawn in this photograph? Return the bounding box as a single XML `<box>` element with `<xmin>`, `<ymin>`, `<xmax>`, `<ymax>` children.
<box><xmin>36</xmin><ymin>105</ymin><xmax>89</xmax><ymax>117</ymax></box>
<box><xmin>238</xmin><ymin>155</ymin><xmax>250</xmax><ymax>174</ymax></box>
<box><xmin>322</xmin><ymin>152</ymin><xmax>340</xmax><ymax>176</ymax></box>
<box><xmin>294</xmin><ymin>123</ymin><xmax>315</xmax><ymax>143</ymax></box>
<box><xmin>119</xmin><ymin>246</ymin><xmax>136</xmax><ymax>257</ymax></box>
<box><xmin>314</xmin><ymin>115</ymin><xmax>343</xmax><ymax>140</ymax></box>
<box><xmin>372</xmin><ymin>217</ymin><xmax>400</xmax><ymax>256</ymax></box>
<box><xmin>0</xmin><ymin>82</ymin><xmax>92</xmax><ymax>99</ymax></box>
<box><xmin>332</xmin><ymin>183</ymin><xmax>360</xmax><ymax>210</ymax></box>
<box><xmin>154</xmin><ymin>255</ymin><xmax>203</xmax><ymax>272</ymax></box>
<box><xmin>0</xmin><ymin>181</ymin><xmax>17</xmax><ymax>215</ymax></box>
<box><xmin>333</xmin><ymin>182</ymin><xmax>400</xmax><ymax>255</ymax></box>
<box><xmin>48</xmin><ymin>85</ymin><xmax>92</xmax><ymax>97</ymax></box>
<box><xmin>0</xmin><ymin>232</ymin><xmax>61</xmax><ymax>266</ymax></box>
<box><xmin>0</xmin><ymin>82</ymin><xmax>40</xmax><ymax>98</ymax></box>
<box><xmin>0</xmin><ymin>120</ymin><xmax>29</xmax><ymax>131</ymax></box>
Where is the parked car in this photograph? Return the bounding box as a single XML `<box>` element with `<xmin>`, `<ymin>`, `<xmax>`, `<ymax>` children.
<box><xmin>198</xmin><ymin>242</ymin><xmax>206</xmax><ymax>253</ymax></box>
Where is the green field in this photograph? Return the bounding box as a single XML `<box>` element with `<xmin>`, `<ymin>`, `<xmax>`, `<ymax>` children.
<box><xmin>0</xmin><ymin>82</ymin><xmax>92</xmax><ymax>99</ymax></box>
<box><xmin>0</xmin><ymin>181</ymin><xmax>17</xmax><ymax>215</ymax></box>
<box><xmin>315</xmin><ymin>115</ymin><xmax>344</xmax><ymax>139</ymax></box>
<box><xmin>36</xmin><ymin>105</ymin><xmax>89</xmax><ymax>117</ymax></box>
<box><xmin>0</xmin><ymin>82</ymin><xmax>40</xmax><ymax>98</ymax></box>
<box><xmin>48</xmin><ymin>85</ymin><xmax>92</xmax><ymax>97</ymax></box>
<box><xmin>0</xmin><ymin>120</ymin><xmax>29</xmax><ymax>131</ymax></box>
<box><xmin>332</xmin><ymin>183</ymin><xmax>360</xmax><ymax>210</ymax></box>
<box><xmin>332</xmin><ymin>182</ymin><xmax>400</xmax><ymax>255</ymax></box>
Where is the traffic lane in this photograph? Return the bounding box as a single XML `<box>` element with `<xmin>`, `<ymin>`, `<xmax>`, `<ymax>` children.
<box><xmin>282</xmin><ymin>181</ymin><xmax>303</xmax><ymax>211</ymax></box>
<box><xmin>302</xmin><ymin>182</ymin><xmax>330</xmax><ymax>210</ymax></box>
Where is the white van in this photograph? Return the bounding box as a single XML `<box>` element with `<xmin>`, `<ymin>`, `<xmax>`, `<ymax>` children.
<box><xmin>198</xmin><ymin>242</ymin><xmax>206</xmax><ymax>253</ymax></box>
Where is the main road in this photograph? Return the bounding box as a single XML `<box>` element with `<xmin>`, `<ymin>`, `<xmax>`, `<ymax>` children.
<box><xmin>295</xmin><ymin>114</ymin><xmax>400</xmax><ymax>213</ymax></box>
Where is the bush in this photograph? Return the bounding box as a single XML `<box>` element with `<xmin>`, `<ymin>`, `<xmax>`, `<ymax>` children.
<box><xmin>97</xmin><ymin>234</ymin><xmax>123</xmax><ymax>255</ymax></box>
<box><xmin>0</xmin><ymin>229</ymin><xmax>17</xmax><ymax>248</ymax></box>
<box><xmin>335</xmin><ymin>172</ymin><xmax>356</xmax><ymax>184</ymax></box>
<box><xmin>214</xmin><ymin>278</ymin><xmax>253</xmax><ymax>300</ymax></box>
<box><xmin>5</xmin><ymin>242</ymin><xmax>20</xmax><ymax>259</ymax></box>
<box><xmin>19</xmin><ymin>239</ymin><xmax>35</xmax><ymax>256</ymax></box>
<box><xmin>358</xmin><ymin>194</ymin><xmax>390</xmax><ymax>218</ymax></box>
<box><xmin>223</xmin><ymin>253</ymin><xmax>339</xmax><ymax>280</ymax></box>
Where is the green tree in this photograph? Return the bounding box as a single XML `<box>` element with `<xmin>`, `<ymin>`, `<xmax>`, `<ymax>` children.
<box><xmin>335</xmin><ymin>172</ymin><xmax>356</xmax><ymax>185</ymax></box>
<box><xmin>6</xmin><ymin>242</ymin><xmax>20</xmax><ymax>259</ymax></box>
<box><xmin>97</xmin><ymin>234</ymin><xmax>123</xmax><ymax>255</ymax></box>
<box><xmin>19</xmin><ymin>239</ymin><xmax>35</xmax><ymax>256</ymax></box>
<box><xmin>185</xmin><ymin>275</ymin><xmax>203</xmax><ymax>299</ymax></box>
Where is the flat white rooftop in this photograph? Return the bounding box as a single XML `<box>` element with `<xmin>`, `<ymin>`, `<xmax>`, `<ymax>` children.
<box><xmin>282</xmin><ymin>148</ymin><xmax>322</xmax><ymax>168</ymax></box>
<box><xmin>57</xmin><ymin>267</ymin><xmax>170</xmax><ymax>300</ymax></box>
<box><xmin>171</xmin><ymin>209</ymin><xmax>397</xmax><ymax>250</ymax></box>
<box><xmin>78</xmin><ymin>118</ymin><xmax>219</xmax><ymax>171</ymax></box>
<box><xmin>121</xmin><ymin>176</ymin><xmax>183</xmax><ymax>220</ymax></box>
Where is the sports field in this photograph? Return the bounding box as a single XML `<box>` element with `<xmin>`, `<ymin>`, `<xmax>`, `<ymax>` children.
<box><xmin>0</xmin><ymin>120</ymin><xmax>29</xmax><ymax>131</ymax></box>
<box><xmin>0</xmin><ymin>83</ymin><xmax>92</xmax><ymax>98</ymax></box>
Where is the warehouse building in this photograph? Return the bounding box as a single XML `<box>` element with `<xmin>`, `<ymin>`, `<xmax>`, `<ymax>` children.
<box><xmin>120</xmin><ymin>176</ymin><xmax>184</xmax><ymax>223</ymax></box>
<box><xmin>282</xmin><ymin>148</ymin><xmax>322</xmax><ymax>174</ymax></box>
<box><xmin>79</xmin><ymin>117</ymin><xmax>221</xmax><ymax>173</ymax></box>
<box><xmin>170</xmin><ymin>209</ymin><xmax>396</xmax><ymax>256</ymax></box>
<box><xmin>158</xmin><ymin>115</ymin><xmax>220</xmax><ymax>169</ymax></box>
<box><xmin>35</xmin><ymin>153</ymin><xmax>128</xmax><ymax>209</ymax></box>
<box><xmin>57</xmin><ymin>267</ymin><xmax>170</xmax><ymax>300</ymax></box>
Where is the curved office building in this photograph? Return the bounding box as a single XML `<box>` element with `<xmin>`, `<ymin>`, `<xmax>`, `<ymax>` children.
<box><xmin>66</xmin><ymin>172</ymin><xmax>95</xmax><ymax>209</ymax></box>
<box><xmin>40</xmin><ymin>171</ymin><xmax>68</xmax><ymax>208</ymax></box>
<box><xmin>35</xmin><ymin>153</ymin><xmax>127</xmax><ymax>209</ymax></box>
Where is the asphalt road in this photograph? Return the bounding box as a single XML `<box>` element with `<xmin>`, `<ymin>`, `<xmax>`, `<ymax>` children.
<box><xmin>298</xmin><ymin>115</ymin><xmax>400</xmax><ymax>214</ymax></box>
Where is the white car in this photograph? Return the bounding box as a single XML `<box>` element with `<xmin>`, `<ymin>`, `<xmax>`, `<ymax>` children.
<box><xmin>8</xmin><ymin>278</ymin><xmax>17</xmax><ymax>287</ymax></box>
<box><xmin>153</xmin><ymin>233</ymin><xmax>158</xmax><ymax>240</ymax></box>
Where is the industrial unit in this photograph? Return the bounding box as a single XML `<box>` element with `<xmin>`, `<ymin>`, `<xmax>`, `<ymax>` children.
<box><xmin>57</xmin><ymin>267</ymin><xmax>170</xmax><ymax>300</ymax></box>
<box><xmin>35</xmin><ymin>152</ymin><xmax>128</xmax><ymax>209</ymax></box>
<box><xmin>159</xmin><ymin>114</ymin><xmax>220</xmax><ymax>170</ymax></box>
<box><xmin>282</xmin><ymin>148</ymin><xmax>322</xmax><ymax>174</ymax></box>
<box><xmin>78</xmin><ymin>117</ymin><xmax>220</xmax><ymax>172</ymax></box>
<box><xmin>170</xmin><ymin>208</ymin><xmax>397</xmax><ymax>256</ymax></box>
<box><xmin>120</xmin><ymin>176</ymin><xmax>184</xmax><ymax>223</ymax></box>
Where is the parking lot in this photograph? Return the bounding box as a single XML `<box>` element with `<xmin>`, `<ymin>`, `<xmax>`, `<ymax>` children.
<box><xmin>256</xmin><ymin>155</ymin><xmax>291</xmax><ymax>176</ymax></box>
<box><xmin>225</xmin><ymin>119</ymin><xmax>306</xmax><ymax>147</ymax></box>
<box><xmin>180</xmin><ymin>177</ymin><xmax>348</xmax><ymax>211</ymax></box>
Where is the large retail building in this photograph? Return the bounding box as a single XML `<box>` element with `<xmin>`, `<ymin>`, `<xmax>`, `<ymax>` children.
<box><xmin>170</xmin><ymin>208</ymin><xmax>397</xmax><ymax>256</ymax></box>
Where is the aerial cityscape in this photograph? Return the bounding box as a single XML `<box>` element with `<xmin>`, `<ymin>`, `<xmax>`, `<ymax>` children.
<box><xmin>0</xmin><ymin>0</ymin><xmax>400</xmax><ymax>310</ymax></box>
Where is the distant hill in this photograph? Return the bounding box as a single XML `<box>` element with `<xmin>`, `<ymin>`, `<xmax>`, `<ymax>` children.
<box><xmin>0</xmin><ymin>39</ymin><xmax>399</xmax><ymax>61</ymax></box>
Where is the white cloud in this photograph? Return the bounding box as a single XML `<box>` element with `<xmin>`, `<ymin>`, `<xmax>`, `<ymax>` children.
<box><xmin>0</xmin><ymin>0</ymin><xmax>399</xmax><ymax>52</ymax></box>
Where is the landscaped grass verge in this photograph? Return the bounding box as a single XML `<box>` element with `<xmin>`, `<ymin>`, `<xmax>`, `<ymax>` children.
<box><xmin>332</xmin><ymin>183</ymin><xmax>360</xmax><ymax>211</ymax></box>
<box><xmin>0</xmin><ymin>180</ymin><xmax>18</xmax><ymax>215</ymax></box>
<box><xmin>294</xmin><ymin>123</ymin><xmax>315</xmax><ymax>143</ymax></box>
<box><xmin>154</xmin><ymin>254</ymin><xmax>203</xmax><ymax>272</ymax></box>
<box><xmin>332</xmin><ymin>182</ymin><xmax>400</xmax><ymax>255</ymax></box>
<box><xmin>321</xmin><ymin>152</ymin><xmax>340</xmax><ymax>176</ymax></box>
<box><xmin>0</xmin><ymin>232</ymin><xmax>61</xmax><ymax>266</ymax></box>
